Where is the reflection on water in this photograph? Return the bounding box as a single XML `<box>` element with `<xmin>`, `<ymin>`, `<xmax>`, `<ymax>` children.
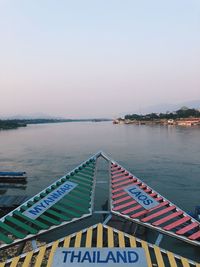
<box><xmin>0</xmin><ymin>122</ymin><xmax>199</xmax><ymax>211</ymax></box>
<box><xmin>0</xmin><ymin>122</ymin><xmax>200</xmax><ymax>260</ymax></box>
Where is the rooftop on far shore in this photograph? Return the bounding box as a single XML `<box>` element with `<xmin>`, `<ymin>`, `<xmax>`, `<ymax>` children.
<box><xmin>113</xmin><ymin>107</ymin><xmax>200</xmax><ymax>126</ymax></box>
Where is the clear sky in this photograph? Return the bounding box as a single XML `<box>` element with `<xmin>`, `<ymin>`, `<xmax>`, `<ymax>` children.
<box><xmin>0</xmin><ymin>0</ymin><xmax>200</xmax><ymax>118</ymax></box>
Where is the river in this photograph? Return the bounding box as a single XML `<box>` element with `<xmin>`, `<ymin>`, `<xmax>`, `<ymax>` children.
<box><xmin>0</xmin><ymin>122</ymin><xmax>200</xmax><ymax>260</ymax></box>
<box><xmin>0</xmin><ymin>122</ymin><xmax>200</xmax><ymax>210</ymax></box>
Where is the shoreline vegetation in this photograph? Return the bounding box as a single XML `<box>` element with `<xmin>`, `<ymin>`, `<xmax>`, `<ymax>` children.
<box><xmin>0</xmin><ymin>118</ymin><xmax>111</xmax><ymax>130</ymax></box>
<box><xmin>113</xmin><ymin>107</ymin><xmax>200</xmax><ymax>126</ymax></box>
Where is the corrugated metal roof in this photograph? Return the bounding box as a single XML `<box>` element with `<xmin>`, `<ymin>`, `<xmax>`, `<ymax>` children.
<box><xmin>0</xmin><ymin>155</ymin><xmax>97</xmax><ymax>249</ymax></box>
<box><xmin>1</xmin><ymin>151</ymin><xmax>199</xmax><ymax>264</ymax></box>
<box><xmin>1</xmin><ymin>224</ymin><xmax>199</xmax><ymax>267</ymax></box>
<box><xmin>110</xmin><ymin>160</ymin><xmax>200</xmax><ymax>246</ymax></box>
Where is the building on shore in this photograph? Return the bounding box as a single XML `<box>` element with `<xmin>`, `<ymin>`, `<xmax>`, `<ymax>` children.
<box><xmin>113</xmin><ymin>118</ymin><xmax>200</xmax><ymax>126</ymax></box>
<box><xmin>176</xmin><ymin>118</ymin><xmax>200</xmax><ymax>126</ymax></box>
<box><xmin>167</xmin><ymin>119</ymin><xmax>175</xmax><ymax>125</ymax></box>
<box><xmin>113</xmin><ymin>118</ymin><xmax>124</xmax><ymax>124</ymax></box>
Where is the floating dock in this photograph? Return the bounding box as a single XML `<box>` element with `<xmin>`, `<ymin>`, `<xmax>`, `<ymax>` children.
<box><xmin>0</xmin><ymin>172</ymin><xmax>27</xmax><ymax>183</ymax></box>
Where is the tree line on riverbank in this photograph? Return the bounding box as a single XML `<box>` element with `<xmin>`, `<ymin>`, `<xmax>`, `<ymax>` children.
<box><xmin>0</xmin><ymin>119</ymin><xmax>70</xmax><ymax>130</ymax></box>
<box><xmin>0</xmin><ymin>118</ymin><xmax>111</xmax><ymax>130</ymax></box>
<box><xmin>124</xmin><ymin>107</ymin><xmax>200</xmax><ymax>121</ymax></box>
<box><xmin>0</xmin><ymin>120</ymin><xmax>27</xmax><ymax>130</ymax></box>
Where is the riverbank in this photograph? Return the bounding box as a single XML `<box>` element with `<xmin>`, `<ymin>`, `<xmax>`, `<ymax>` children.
<box><xmin>114</xmin><ymin>107</ymin><xmax>200</xmax><ymax>126</ymax></box>
<box><xmin>113</xmin><ymin>118</ymin><xmax>200</xmax><ymax>126</ymax></box>
<box><xmin>0</xmin><ymin>120</ymin><xmax>27</xmax><ymax>130</ymax></box>
<box><xmin>0</xmin><ymin>118</ymin><xmax>111</xmax><ymax>130</ymax></box>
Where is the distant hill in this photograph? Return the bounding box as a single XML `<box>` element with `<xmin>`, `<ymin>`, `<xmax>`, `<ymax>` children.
<box><xmin>140</xmin><ymin>100</ymin><xmax>200</xmax><ymax>114</ymax></box>
<box><xmin>0</xmin><ymin>118</ymin><xmax>112</xmax><ymax>130</ymax></box>
<box><xmin>0</xmin><ymin>113</ymin><xmax>64</xmax><ymax>120</ymax></box>
<box><xmin>0</xmin><ymin>114</ymin><xmax>111</xmax><ymax>121</ymax></box>
<box><xmin>124</xmin><ymin>107</ymin><xmax>200</xmax><ymax>121</ymax></box>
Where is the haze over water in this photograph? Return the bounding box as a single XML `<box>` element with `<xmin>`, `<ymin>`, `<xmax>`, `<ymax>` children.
<box><xmin>0</xmin><ymin>122</ymin><xmax>200</xmax><ymax>211</ymax></box>
<box><xmin>1</xmin><ymin>1</ymin><xmax>200</xmax><ymax>118</ymax></box>
<box><xmin>0</xmin><ymin>122</ymin><xmax>200</xmax><ymax>260</ymax></box>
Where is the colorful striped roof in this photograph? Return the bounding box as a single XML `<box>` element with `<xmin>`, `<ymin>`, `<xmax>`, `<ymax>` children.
<box><xmin>1</xmin><ymin>224</ymin><xmax>199</xmax><ymax>267</ymax></box>
<box><xmin>0</xmin><ymin>155</ymin><xmax>97</xmax><ymax>249</ymax></box>
<box><xmin>0</xmin><ymin>151</ymin><xmax>199</xmax><ymax>264</ymax></box>
<box><xmin>110</xmin><ymin>160</ymin><xmax>200</xmax><ymax>246</ymax></box>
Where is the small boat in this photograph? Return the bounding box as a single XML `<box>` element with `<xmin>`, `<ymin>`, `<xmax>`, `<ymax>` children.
<box><xmin>0</xmin><ymin>171</ymin><xmax>27</xmax><ymax>183</ymax></box>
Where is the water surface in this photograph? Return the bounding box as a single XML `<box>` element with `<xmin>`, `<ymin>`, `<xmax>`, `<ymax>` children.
<box><xmin>0</xmin><ymin>122</ymin><xmax>200</xmax><ymax>260</ymax></box>
<box><xmin>0</xmin><ymin>122</ymin><xmax>199</xmax><ymax>212</ymax></box>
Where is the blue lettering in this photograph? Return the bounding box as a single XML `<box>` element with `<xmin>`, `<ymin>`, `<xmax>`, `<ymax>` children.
<box><xmin>97</xmin><ymin>251</ymin><xmax>107</xmax><ymax>263</ymax></box>
<box><xmin>129</xmin><ymin>188</ymin><xmax>136</xmax><ymax>194</ymax></box>
<box><xmin>60</xmin><ymin>187</ymin><xmax>67</xmax><ymax>193</ymax></box>
<box><xmin>138</xmin><ymin>195</ymin><xmax>147</xmax><ymax>201</ymax></box>
<box><xmin>81</xmin><ymin>251</ymin><xmax>92</xmax><ymax>263</ymax></box>
<box><xmin>28</xmin><ymin>206</ymin><xmax>42</xmax><ymax>216</ymax></box>
<box><xmin>106</xmin><ymin>251</ymin><xmax>116</xmax><ymax>263</ymax></box>
<box><xmin>128</xmin><ymin>251</ymin><xmax>138</xmax><ymax>263</ymax></box>
<box><xmin>93</xmin><ymin>251</ymin><xmax>96</xmax><ymax>262</ymax></box>
<box><xmin>44</xmin><ymin>199</ymin><xmax>53</xmax><ymax>206</ymax></box>
<box><xmin>62</xmin><ymin>251</ymin><xmax>71</xmax><ymax>263</ymax></box>
<box><xmin>47</xmin><ymin>196</ymin><xmax>56</xmax><ymax>202</ymax></box>
<box><xmin>143</xmin><ymin>199</ymin><xmax>153</xmax><ymax>205</ymax></box>
<box><xmin>50</xmin><ymin>192</ymin><xmax>61</xmax><ymax>199</ymax></box>
<box><xmin>56</xmin><ymin>189</ymin><xmax>64</xmax><ymax>196</ymax></box>
<box><xmin>116</xmin><ymin>251</ymin><xmax>127</xmax><ymax>263</ymax></box>
<box><xmin>23</xmin><ymin>182</ymin><xmax>76</xmax><ymax>219</ymax></box>
<box><xmin>37</xmin><ymin>202</ymin><xmax>46</xmax><ymax>209</ymax></box>
<box><xmin>71</xmin><ymin>251</ymin><xmax>81</xmax><ymax>263</ymax></box>
<box><xmin>126</xmin><ymin>186</ymin><xmax>157</xmax><ymax>208</ymax></box>
<box><xmin>132</xmin><ymin>191</ymin><xmax>141</xmax><ymax>197</ymax></box>
<box><xmin>63</xmin><ymin>184</ymin><xmax>73</xmax><ymax>190</ymax></box>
